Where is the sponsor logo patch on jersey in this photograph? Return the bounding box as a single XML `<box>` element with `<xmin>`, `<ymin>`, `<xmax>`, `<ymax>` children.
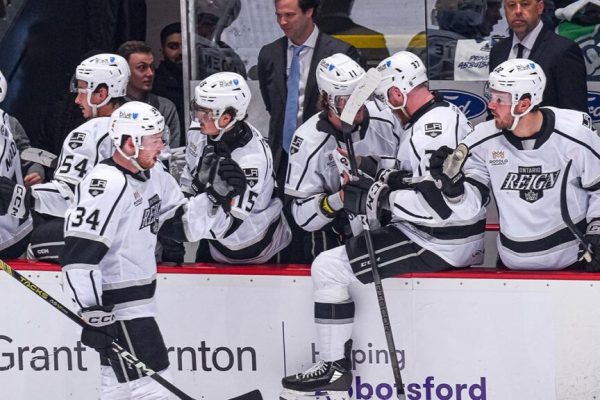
<box><xmin>290</xmin><ymin>137</ymin><xmax>303</xmax><ymax>155</ymax></box>
<box><xmin>424</xmin><ymin>122</ymin><xmax>442</xmax><ymax>138</ymax></box>
<box><xmin>500</xmin><ymin>165</ymin><xmax>559</xmax><ymax>203</ymax></box>
<box><xmin>133</xmin><ymin>191</ymin><xmax>143</xmax><ymax>206</ymax></box>
<box><xmin>140</xmin><ymin>194</ymin><xmax>161</xmax><ymax>234</ymax></box>
<box><xmin>89</xmin><ymin>179</ymin><xmax>107</xmax><ymax>197</ymax></box>
<box><xmin>69</xmin><ymin>132</ymin><xmax>87</xmax><ymax>149</ymax></box>
<box><xmin>244</xmin><ymin>168</ymin><xmax>259</xmax><ymax>188</ymax></box>
<box><xmin>489</xmin><ymin>150</ymin><xmax>508</xmax><ymax>166</ymax></box>
<box><xmin>583</xmin><ymin>113</ymin><xmax>593</xmax><ymax>129</ymax></box>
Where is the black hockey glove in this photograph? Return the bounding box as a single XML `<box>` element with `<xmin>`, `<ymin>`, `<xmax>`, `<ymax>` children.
<box><xmin>79</xmin><ymin>305</ymin><xmax>117</xmax><ymax>356</ymax></box>
<box><xmin>429</xmin><ymin>144</ymin><xmax>469</xmax><ymax>201</ymax></box>
<box><xmin>0</xmin><ymin>176</ymin><xmax>31</xmax><ymax>218</ymax></box>
<box><xmin>377</xmin><ymin>169</ymin><xmax>412</xmax><ymax>191</ymax></box>
<box><xmin>343</xmin><ymin>176</ymin><xmax>389</xmax><ymax>227</ymax></box>
<box><xmin>585</xmin><ymin>219</ymin><xmax>600</xmax><ymax>272</ymax></box>
<box><xmin>206</xmin><ymin>158</ymin><xmax>247</xmax><ymax>211</ymax></box>
<box><xmin>191</xmin><ymin>145</ymin><xmax>218</xmax><ymax>195</ymax></box>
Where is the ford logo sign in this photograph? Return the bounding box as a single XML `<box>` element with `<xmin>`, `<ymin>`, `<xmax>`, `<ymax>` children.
<box><xmin>438</xmin><ymin>89</ymin><xmax>487</xmax><ymax>120</ymax></box>
<box><xmin>588</xmin><ymin>91</ymin><xmax>600</xmax><ymax>123</ymax></box>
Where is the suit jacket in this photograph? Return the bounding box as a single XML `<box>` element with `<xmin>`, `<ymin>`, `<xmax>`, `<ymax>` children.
<box><xmin>489</xmin><ymin>24</ymin><xmax>588</xmax><ymax>113</ymax></box>
<box><xmin>257</xmin><ymin>32</ymin><xmax>364</xmax><ymax>172</ymax></box>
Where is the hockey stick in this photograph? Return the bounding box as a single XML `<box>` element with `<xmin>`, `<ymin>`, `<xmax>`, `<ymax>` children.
<box><xmin>0</xmin><ymin>259</ymin><xmax>263</xmax><ymax>400</ymax></box>
<box><xmin>560</xmin><ymin>159</ymin><xmax>593</xmax><ymax>262</ymax></box>
<box><xmin>20</xmin><ymin>147</ymin><xmax>58</xmax><ymax>169</ymax></box>
<box><xmin>339</xmin><ymin>68</ymin><xmax>406</xmax><ymax>400</ymax></box>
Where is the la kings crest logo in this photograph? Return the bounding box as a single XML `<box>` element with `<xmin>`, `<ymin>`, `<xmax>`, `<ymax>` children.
<box><xmin>424</xmin><ymin>123</ymin><xmax>442</xmax><ymax>138</ymax></box>
<box><xmin>243</xmin><ymin>168</ymin><xmax>259</xmax><ymax>188</ymax></box>
<box><xmin>290</xmin><ymin>137</ymin><xmax>303</xmax><ymax>154</ymax></box>
<box><xmin>140</xmin><ymin>194</ymin><xmax>161</xmax><ymax>234</ymax></box>
<box><xmin>89</xmin><ymin>179</ymin><xmax>107</xmax><ymax>197</ymax></box>
<box><xmin>501</xmin><ymin>165</ymin><xmax>560</xmax><ymax>203</ymax></box>
<box><xmin>69</xmin><ymin>132</ymin><xmax>87</xmax><ymax>149</ymax></box>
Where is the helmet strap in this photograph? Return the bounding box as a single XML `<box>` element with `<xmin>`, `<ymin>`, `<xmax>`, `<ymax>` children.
<box><xmin>86</xmin><ymin>90</ymin><xmax>112</xmax><ymax>119</ymax></box>
<box><xmin>509</xmin><ymin>102</ymin><xmax>534</xmax><ymax>131</ymax></box>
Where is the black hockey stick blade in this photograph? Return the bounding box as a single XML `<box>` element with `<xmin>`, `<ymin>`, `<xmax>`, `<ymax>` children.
<box><xmin>339</xmin><ymin>68</ymin><xmax>382</xmax><ymax>134</ymax></box>
<box><xmin>20</xmin><ymin>147</ymin><xmax>58</xmax><ymax>169</ymax></box>
<box><xmin>228</xmin><ymin>389</ymin><xmax>263</xmax><ymax>400</ymax></box>
<box><xmin>560</xmin><ymin>159</ymin><xmax>593</xmax><ymax>262</ymax></box>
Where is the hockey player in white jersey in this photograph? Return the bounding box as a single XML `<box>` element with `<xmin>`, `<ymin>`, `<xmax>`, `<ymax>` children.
<box><xmin>180</xmin><ymin>71</ymin><xmax>291</xmax><ymax>263</ymax></box>
<box><xmin>430</xmin><ymin>58</ymin><xmax>600</xmax><ymax>271</ymax></box>
<box><xmin>284</xmin><ymin>53</ymin><xmax>401</xmax><ymax>261</ymax></box>
<box><xmin>60</xmin><ymin>101</ymin><xmax>247</xmax><ymax>399</ymax></box>
<box><xmin>0</xmin><ymin>110</ymin><xmax>33</xmax><ymax>258</ymax></box>
<box><xmin>0</xmin><ymin>53</ymin><xmax>130</xmax><ymax>262</ymax></box>
<box><xmin>280</xmin><ymin>51</ymin><xmax>486</xmax><ymax>399</ymax></box>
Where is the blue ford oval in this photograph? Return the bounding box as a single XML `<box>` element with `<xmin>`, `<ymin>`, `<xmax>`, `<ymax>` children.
<box><xmin>438</xmin><ymin>89</ymin><xmax>487</xmax><ymax>120</ymax></box>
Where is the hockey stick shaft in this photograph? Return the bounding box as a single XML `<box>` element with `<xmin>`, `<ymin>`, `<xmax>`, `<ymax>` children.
<box><xmin>0</xmin><ymin>259</ymin><xmax>197</xmax><ymax>400</ymax></box>
<box><xmin>560</xmin><ymin>159</ymin><xmax>592</xmax><ymax>262</ymax></box>
<box><xmin>343</xmin><ymin>135</ymin><xmax>405</xmax><ymax>399</ymax></box>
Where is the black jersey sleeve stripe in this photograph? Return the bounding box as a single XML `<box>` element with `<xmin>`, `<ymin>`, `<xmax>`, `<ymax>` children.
<box><xmin>293</xmin><ymin>194</ymin><xmax>317</xmax><ymax>205</ymax></box>
<box><xmin>99</xmin><ymin>178</ymin><xmax>128</xmax><ymax>236</ymax></box>
<box><xmin>223</xmin><ymin>215</ymin><xmax>245</xmax><ymax>238</ymax></box>
<box><xmin>414</xmin><ymin>180</ymin><xmax>453</xmax><ymax>219</ymax></box>
<box><xmin>586</xmin><ymin>181</ymin><xmax>600</xmax><ymax>192</ymax></box>
<box><xmin>0</xmin><ymin>136</ymin><xmax>8</xmax><ymax>169</ymax></box>
<box><xmin>294</xmin><ymin>136</ymin><xmax>332</xmax><ymax>191</ymax></box>
<box><xmin>370</xmin><ymin>116</ymin><xmax>394</xmax><ymax>127</ymax></box>
<box><xmin>409</xmin><ymin>219</ymin><xmax>486</xmax><ymax>241</ymax></box>
<box><xmin>102</xmin><ymin>280</ymin><xmax>156</xmax><ymax>307</ymax></box>
<box><xmin>500</xmin><ymin>219</ymin><xmax>587</xmax><ymax>254</ymax></box>
<box><xmin>300</xmin><ymin>212</ymin><xmax>318</xmax><ymax>227</ymax></box>
<box><xmin>90</xmin><ymin>270</ymin><xmax>101</xmax><ymax>305</ymax></box>
<box><xmin>95</xmin><ymin>132</ymin><xmax>110</xmax><ymax>166</ymax></box>
<box><xmin>454</xmin><ymin>113</ymin><xmax>459</xmax><ymax>145</ymax></box>
<box><xmin>465</xmin><ymin>176</ymin><xmax>490</xmax><ymax>205</ymax></box>
<box><xmin>554</xmin><ymin>129</ymin><xmax>600</xmax><ymax>160</ymax></box>
<box><xmin>409</xmin><ymin>128</ymin><xmax>423</xmax><ymax>175</ymax></box>
<box><xmin>468</xmin><ymin>131</ymin><xmax>505</xmax><ymax>150</ymax></box>
<box><xmin>64</xmin><ymin>271</ymin><xmax>85</xmax><ymax>308</ymax></box>
<box><xmin>61</xmin><ymin>236</ymin><xmax>109</xmax><ymax>265</ymax></box>
<box><xmin>393</xmin><ymin>202</ymin><xmax>433</xmax><ymax>220</ymax></box>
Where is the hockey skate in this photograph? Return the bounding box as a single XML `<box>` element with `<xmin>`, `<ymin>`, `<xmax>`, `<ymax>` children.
<box><xmin>280</xmin><ymin>340</ymin><xmax>352</xmax><ymax>400</ymax></box>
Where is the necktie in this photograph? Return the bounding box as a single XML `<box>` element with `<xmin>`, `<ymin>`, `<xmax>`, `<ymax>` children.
<box><xmin>282</xmin><ymin>45</ymin><xmax>305</xmax><ymax>153</ymax></box>
<box><xmin>516</xmin><ymin>43</ymin><xmax>525</xmax><ymax>59</ymax></box>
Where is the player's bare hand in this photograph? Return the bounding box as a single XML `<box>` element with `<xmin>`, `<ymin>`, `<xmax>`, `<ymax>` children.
<box><xmin>24</xmin><ymin>173</ymin><xmax>42</xmax><ymax>187</ymax></box>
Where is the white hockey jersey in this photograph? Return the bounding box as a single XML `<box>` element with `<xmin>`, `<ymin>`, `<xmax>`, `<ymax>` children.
<box><xmin>285</xmin><ymin>100</ymin><xmax>401</xmax><ymax>234</ymax></box>
<box><xmin>180</xmin><ymin>121</ymin><xmax>290</xmax><ymax>263</ymax></box>
<box><xmin>32</xmin><ymin>117</ymin><xmax>113</xmax><ymax>217</ymax></box>
<box><xmin>62</xmin><ymin>159</ymin><xmax>231</xmax><ymax>319</ymax></box>
<box><xmin>452</xmin><ymin>107</ymin><xmax>600</xmax><ymax>269</ymax></box>
<box><xmin>0</xmin><ymin>109</ymin><xmax>32</xmax><ymax>250</ymax></box>
<box><xmin>388</xmin><ymin>98</ymin><xmax>486</xmax><ymax>267</ymax></box>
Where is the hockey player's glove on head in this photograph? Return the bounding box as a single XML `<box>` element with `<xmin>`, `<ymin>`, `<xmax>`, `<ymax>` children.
<box><xmin>377</xmin><ymin>169</ymin><xmax>413</xmax><ymax>191</ymax></box>
<box><xmin>0</xmin><ymin>176</ymin><xmax>31</xmax><ymax>219</ymax></box>
<box><xmin>429</xmin><ymin>145</ymin><xmax>468</xmax><ymax>201</ymax></box>
<box><xmin>343</xmin><ymin>176</ymin><xmax>389</xmax><ymax>228</ymax></box>
<box><xmin>206</xmin><ymin>157</ymin><xmax>247</xmax><ymax>212</ymax></box>
<box><xmin>79</xmin><ymin>305</ymin><xmax>117</xmax><ymax>357</ymax></box>
<box><xmin>585</xmin><ymin>219</ymin><xmax>600</xmax><ymax>272</ymax></box>
<box><xmin>191</xmin><ymin>145</ymin><xmax>218</xmax><ymax>194</ymax></box>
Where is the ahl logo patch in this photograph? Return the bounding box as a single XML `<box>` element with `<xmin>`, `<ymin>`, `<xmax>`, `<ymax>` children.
<box><xmin>290</xmin><ymin>136</ymin><xmax>303</xmax><ymax>155</ymax></box>
<box><xmin>500</xmin><ymin>165</ymin><xmax>559</xmax><ymax>203</ymax></box>
<box><xmin>424</xmin><ymin>123</ymin><xmax>442</xmax><ymax>138</ymax></box>
<box><xmin>140</xmin><ymin>194</ymin><xmax>161</xmax><ymax>234</ymax></box>
<box><xmin>69</xmin><ymin>132</ymin><xmax>87</xmax><ymax>149</ymax></box>
<box><xmin>244</xmin><ymin>168</ymin><xmax>259</xmax><ymax>188</ymax></box>
<box><xmin>89</xmin><ymin>179</ymin><xmax>107</xmax><ymax>197</ymax></box>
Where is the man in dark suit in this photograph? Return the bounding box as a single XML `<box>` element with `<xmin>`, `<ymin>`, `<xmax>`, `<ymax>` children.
<box><xmin>257</xmin><ymin>0</ymin><xmax>364</xmax><ymax>197</ymax></box>
<box><xmin>489</xmin><ymin>0</ymin><xmax>588</xmax><ymax>113</ymax></box>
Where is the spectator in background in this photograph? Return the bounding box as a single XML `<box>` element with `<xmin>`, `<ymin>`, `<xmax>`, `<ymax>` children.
<box><xmin>117</xmin><ymin>40</ymin><xmax>182</xmax><ymax>147</ymax></box>
<box><xmin>489</xmin><ymin>0</ymin><xmax>588</xmax><ymax>112</ymax></box>
<box><xmin>0</xmin><ymin>70</ymin><xmax>45</xmax><ymax>186</ymax></box>
<box><xmin>257</xmin><ymin>0</ymin><xmax>364</xmax><ymax>263</ymax></box>
<box><xmin>194</xmin><ymin>0</ymin><xmax>247</xmax><ymax>80</ymax></box>
<box><xmin>153</xmin><ymin>22</ymin><xmax>185</xmax><ymax>140</ymax></box>
<box><xmin>314</xmin><ymin>0</ymin><xmax>390</xmax><ymax>68</ymax></box>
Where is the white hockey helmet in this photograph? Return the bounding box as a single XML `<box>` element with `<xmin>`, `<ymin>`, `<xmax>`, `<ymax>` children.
<box><xmin>110</xmin><ymin>101</ymin><xmax>165</xmax><ymax>170</ymax></box>
<box><xmin>192</xmin><ymin>71</ymin><xmax>250</xmax><ymax>137</ymax></box>
<box><xmin>0</xmin><ymin>70</ymin><xmax>6</xmax><ymax>103</ymax></box>
<box><xmin>73</xmin><ymin>53</ymin><xmax>130</xmax><ymax>117</ymax></box>
<box><xmin>486</xmin><ymin>58</ymin><xmax>546</xmax><ymax>130</ymax></box>
<box><xmin>375</xmin><ymin>51</ymin><xmax>428</xmax><ymax>111</ymax></box>
<box><xmin>316</xmin><ymin>53</ymin><xmax>366</xmax><ymax>116</ymax></box>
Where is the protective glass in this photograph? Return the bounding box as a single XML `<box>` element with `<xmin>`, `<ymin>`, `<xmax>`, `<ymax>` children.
<box><xmin>190</xmin><ymin>101</ymin><xmax>213</xmax><ymax>122</ymax></box>
<box><xmin>331</xmin><ymin>94</ymin><xmax>351</xmax><ymax>115</ymax></box>
<box><xmin>484</xmin><ymin>83</ymin><xmax>512</xmax><ymax>106</ymax></box>
<box><xmin>140</xmin><ymin>132</ymin><xmax>167</xmax><ymax>150</ymax></box>
<box><xmin>69</xmin><ymin>75</ymin><xmax>88</xmax><ymax>94</ymax></box>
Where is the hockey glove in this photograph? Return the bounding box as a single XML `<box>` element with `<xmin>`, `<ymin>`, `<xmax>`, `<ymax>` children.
<box><xmin>0</xmin><ymin>176</ymin><xmax>31</xmax><ymax>219</ymax></box>
<box><xmin>377</xmin><ymin>169</ymin><xmax>413</xmax><ymax>191</ymax></box>
<box><xmin>343</xmin><ymin>176</ymin><xmax>389</xmax><ymax>227</ymax></box>
<box><xmin>585</xmin><ymin>219</ymin><xmax>600</xmax><ymax>272</ymax></box>
<box><xmin>80</xmin><ymin>305</ymin><xmax>117</xmax><ymax>356</ymax></box>
<box><xmin>206</xmin><ymin>158</ymin><xmax>247</xmax><ymax>211</ymax></box>
<box><xmin>191</xmin><ymin>145</ymin><xmax>218</xmax><ymax>194</ymax></box>
<box><xmin>429</xmin><ymin>144</ymin><xmax>469</xmax><ymax>201</ymax></box>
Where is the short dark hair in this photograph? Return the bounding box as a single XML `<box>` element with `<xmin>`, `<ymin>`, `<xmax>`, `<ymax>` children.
<box><xmin>160</xmin><ymin>22</ymin><xmax>181</xmax><ymax>47</ymax></box>
<box><xmin>276</xmin><ymin>0</ymin><xmax>320</xmax><ymax>13</ymax></box>
<box><xmin>117</xmin><ymin>41</ymin><xmax>153</xmax><ymax>61</ymax></box>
